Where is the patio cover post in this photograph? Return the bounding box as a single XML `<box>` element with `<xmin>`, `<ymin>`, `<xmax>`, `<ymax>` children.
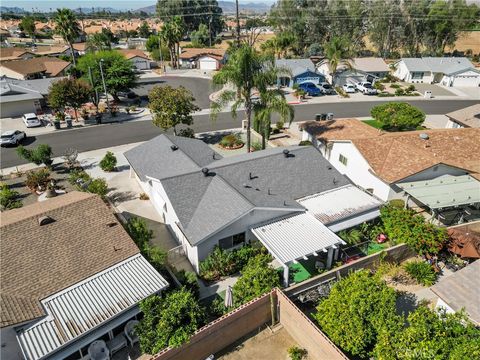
<box><xmin>283</xmin><ymin>264</ymin><xmax>289</xmax><ymax>287</ymax></box>
<box><xmin>334</xmin><ymin>248</ymin><xmax>339</xmax><ymax>261</ymax></box>
<box><xmin>326</xmin><ymin>247</ymin><xmax>334</xmax><ymax>269</ymax></box>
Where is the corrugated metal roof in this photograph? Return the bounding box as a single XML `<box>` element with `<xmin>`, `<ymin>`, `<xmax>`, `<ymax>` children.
<box><xmin>397</xmin><ymin>174</ymin><xmax>480</xmax><ymax>209</ymax></box>
<box><xmin>16</xmin><ymin>254</ymin><xmax>168</xmax><ymax>360</ymax></box>
<box><xmin>298</xmin><ymin>185</ymin><xmax>383</xmax><ymax>225</ymax></box>
<box><xmin>252</xmin><ymin>213</ymin><xmax>344</xmax><ymax>264</ymax></box>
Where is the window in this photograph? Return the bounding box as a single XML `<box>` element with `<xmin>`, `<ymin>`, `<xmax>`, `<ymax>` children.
<box><xmin>219</xmin><ymin>232</ymin><xmax>246</xmax><ymax>250</ymax></box>
<box><xmin>339</xmin><ymin>154</ymin><xmax>348</xmax><ymax>166</ymax></box>
<box><xmin>412</xmin><ymin>72</ymin><xmax>424</xmax><ymax>80</ymax></box>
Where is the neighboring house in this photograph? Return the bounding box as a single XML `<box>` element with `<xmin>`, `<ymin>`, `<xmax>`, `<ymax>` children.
<box><xmin>276</xmin><ymin>58</ymin><xmax>325</xmax><ymax>87</ymax></box>
<box><xmin>445</xmin><ymin>104</ymin><xmax>480</xmax><ymax>128</ymax></box>
<box><xmin>0</xmin><ymin>192</ymin><xmax>168</xmax><ymax>360</ymax></box>
<box><xmin>393</xmin><ymin>57</ymin><xmax>480</xmax><ymax>87</ymax></box>
<box><xmin>0</xmin><ymin>57</ymin><xmax>71</xmax><ymax>80</ymax></box>
<box><xmin>317</xmin><ymin>57</ymin><xmax>390</xmax><ymax>85</ymax></box>
<box><xmin>300</xmin><ymin>119</ymin><xmax>480</xmax><ymax>214</ymax></box>
<box><xmin>72</xmin><ymin>42</ymin><xmax>89</xmax><ymax>56</ymax></box>
<box><xmin>178</xmin><ymin>48</ymin><xmax>226</xmax><ymax>70</ymax></box>
<box><xmin>125</xmin><ymin>135</ymin><xmax>383</xmax><ymax>284</ymax></box>
<box><xmin>117</xmin><ymin>49</ymin><xmax>152</xmax><ymax>70</ymax></box>
<box><xmin>0</xmin><ymin>47</ymin><xmax>35</xmax><ymax>61</ymax></box>
<box><xmin>431</xmin><ymin>260</ymin><xmax>480</xmax><ymax>326</ymax></box>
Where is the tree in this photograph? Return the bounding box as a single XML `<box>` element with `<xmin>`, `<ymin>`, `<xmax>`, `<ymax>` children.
<box><xmin>370</xmin><ymin>102</ymin><xmax>425</xmax><ymax>130</ymax></box>
<box><xmin>148</xmin><ymin>85</ymin><xmax>200</xmax><ymax>135</ymax></box>
<box><xmin>88</xmin><ymin>28</ymin><xmax>118</xmax><ymax>51</ymax></box>
<box><xmin>260</xmin><ymin>32</ymin><xmax>296</xmax><ymax>59</ymax></box>
<box><xmin>314</xmin><ymin>270</ymin><xmax>399</xmax><ymax>358</ymax></box>
<box><xmin>373</xmin><ymin>306</ymin><xmax>480</xmax><ymax>359</ymax></box>
<box><xmin>125</xmin><ymin>217</ymin><xmax>153</xmax><ymax>250</ymax></box>
<box><xmin>19</xmin><ymin>16</ymin><xmax>36</xmax><ymax>44</ymax></box>
<box><xmin>368</xmin><ymin>0</ymin><xmax>404</xmax><ymax>58</ymax></box>
<box><xmin>16</xmin><ymin>144</ymin><xmax>53</xmax><ymax>167</ymax></box>
<box><xmin>380</xmin><ymin>205</ymin><xmax>447</xmax><ymax>255</ymax></box>
<box><xmin>48</xmin><ymin>78</ymin><xmax>92</xmax><ymax>121</ymax></box>
<box><xmin>136</xmin><ymin>289</ymin><xmax>206</xmax><ymax>354</ymax></box>
<box><xmin>321</xmin><ymin>36</ymin><xmax>354</xmax><ymax>86</ymax></box>
<box><xmin>53</xmin><ymin>8</ymin><xmax>81</xmax><ymax>66</ymax></box>
<box><xmin>160</xmin><ymin>16</ymin><xmax>184</xmax><ymax>69</ymax></box>
<box><xmin>138</xmin><ymin>21</ymin><xmax>151</xmax><ymax>38</ymax></box>
<box><xmin>232</xmin><ymin>254</ymin><xmax>280</xmax><ymax>306</ymax></box>
<box><xmin>77</xmin><ymin>50</ymin><xmax>137</xmax><ymax>102</ymax></box>
<box><xmin>191</xmin><ymin>24</ymin><xmax>210</xmax><ymax>47</ymax></box>
<box><xmin>212</xmin><ymin>45</ymin><xmax>289</xmax><ymax>152</ymax></box>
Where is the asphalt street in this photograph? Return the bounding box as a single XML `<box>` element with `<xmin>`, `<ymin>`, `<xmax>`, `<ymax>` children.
<box><xmin>1</xmin><ymin>99</ymin><xmax>478</xmax><ymax>169</ymax></box>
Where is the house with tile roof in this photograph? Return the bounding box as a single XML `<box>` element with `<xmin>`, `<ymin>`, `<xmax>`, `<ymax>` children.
<box><xmin>0</xmin><ymin>57</ymin><xmax>71</xmax><ymax>80</ymax></box>
<box><xmin>0</xmin><ymin>47</ymin><xmax>35</xmax><ymax>61</ymax></box>
<box><xmin>0</xmin><ymin>192</ymin><xmax>168</xmax><ymax>360</ymax></box>
<box><xmin>179</xmin><ymin>48</ymin><xmax>227</xmax><ymax>70</ymax></box>
<box><xmin>125</xmin><ymin>134</ymin><xmax>383</xmax><ymax>284</ymax></box>
<box><xmin>117</xmin><ymin>49</ymin><xmax>152</xmax><ymax>70</ymax></box>
<box><xmin>446</xmin><ymin>104</ymin><xmax>480</xmax><ymax>128</ymax></box>
<box><xmin>317</xmin><ymin>57</ymin><xmax>390</xmax><ymax>85</ymax></box>
<box><xmin>300</xmin><ymin>119</ymin><xmax>480</xmax><ymax>222</ymax></box>
<box><xmin>393</xmin><ymin>57</ymin><xmax>480</xmax><ymax>87</ymax></box>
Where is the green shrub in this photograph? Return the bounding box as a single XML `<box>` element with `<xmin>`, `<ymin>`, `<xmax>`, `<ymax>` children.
<box><xmin>0</xmin><ymin>183</ymin><xmax>22</xmax><ymax>210</ymax></box>
<box><xmin>334</xmin><ymin>86</ymin><xmax>350</xmax><ymax>98</ymax></box>
<box><xmin>388</xmin><ymin>199</ymin><xmax>405</xmax><ymax>208</ymax></box>
<box><xmin>86</xmin><ymin>178</ymin><xmax>108</xmax><ymax>197</ymax></box>
<box><xmin>371</xmin><ymin>102</ymin><xmax>425</xmax><ymax>130</ymax></box>
<box><xmin>275</xmin><ymin>121</ymin><xmax>284</xmax><ymax>130</ymax></box>
<box><xmin>178</xmin><ymin>127</ymin><xmax>195</xmax><ymax>138</ymax></box>
<box><xmin>298</xmin><ymin>140</ymin><xmax>313</xmax><ymax>146</ymax></box>
<box><xmin>209</xmin><ymin>296</ymin><xmax>229</xmax><ymax>317</ymax></box>
<box><xmin>390</xmin><ymin>83</ymin><xmax>401</xmax><ymax>89</ymax></box>
<box><xmin>99</xmin><ymin>151</ymin><xmax>117</xmax><ymax>172</ymax></box>
<box><xmin>338</xmin><ymin>228</ymin><xmax>363</xmax><ymax>245</ymax></box>
<box><xmin>176</xmin><ymin>270</ymin><xmax>199</xmax><ymax>297</ymax></box>
<box><xmin>395</xmin><ymin>88</ymin><xmax>405</xmax><ymax>96</ymax></box>
<box><xmin>288</xmin><ymin>346</ymin><xmax>307</xmax><ymax>360</ymax></box>
<box><xmin>251</xmin><ymin>141</ymin><xmax>262</xmax><ymax>151</ymax></box>
<box><xmin>377</xmin><ymin>92</ymin><xmax>395</xmax><ymax>97</ymax></box>
<box><xmin>219</xmin><ymin>134</ymin><xmax>243</xmax><ymax>148</ymax></box>
<box><xmin>374</xmin><ymin>82</ymin><xmax>385</xmax><ymax>91</ymax></box>
<box><xmin>406</xmin><ymin>84</ymin><xmax>416</xmax><ymax>92</ymax></box>
<box><xmin>16</xmin><ymin>144</ymin><xmax>53</xmax><ymax>167</ymax></box>
<box><xmin>68</xmin><ymin>169</ymin><xmax>91</xmax><ymax>186</ymax></box>
<box><xmin>125</xmin><ymin>217</ymin><xmax>153</xmax><ymax>250</ymax></box>
<box><xmin>144</xmin><ymin>245</ymin><xmax>167</xmax><ymax>271</ymax></box>
<box><xmin>25</xmin><ymin>169</ymin><xmax>50</xmax><ymax>190</ymax></box>
<box><xmin>404</xmin><ymin>261</ymin><xmax>437</xmax><ymax>286</ymax></box>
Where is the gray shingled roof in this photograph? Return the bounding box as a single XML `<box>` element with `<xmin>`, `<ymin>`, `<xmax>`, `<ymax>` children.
<box><xmin>275</xmin><ymin>58</ymin><xmax>316</xmax><ymax>77</ymax></box>
<box><xmin>0</xmin><ymin>80</ymin><xmax>44</xmax><ymax>103</ymax></box>
<box><xmin>400</xmin><ymin>57</ymin><xmax>476</xmax><ymax>75</ymax></box>
<box><xmin>126</xmin><ymin>135</ymin><xmax>350</xmax><ymax>245</ymax></box>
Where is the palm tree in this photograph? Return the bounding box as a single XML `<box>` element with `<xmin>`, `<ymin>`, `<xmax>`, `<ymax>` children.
<box><xmin>53</xmin><ymin>8</ymin><xmax>81</xmax><ymax>66</ymax></box>
<box><xmin>211</xmin><ymin>45</ymin><xmax>292</xmax><ymax>152</ymax></box>
<box><xmin>160</xmin><ymin>16</ymin><xmax>184</xmax><ymax>69</ymax></box>
<box><xmin>321</xmin><ymin>36</ymin><xmax>355</xmax><ymax>86</ymax></box>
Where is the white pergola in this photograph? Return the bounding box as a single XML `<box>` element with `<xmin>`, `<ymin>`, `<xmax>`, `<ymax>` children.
<box><xmin>251</xmin><ymin>212</ymin><xmax>345</xmax><ymax>287</ymax></box>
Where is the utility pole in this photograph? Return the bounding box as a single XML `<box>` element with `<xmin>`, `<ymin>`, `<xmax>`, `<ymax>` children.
<box><xmin>158</xmin><ymin>36</ymin><xmax>165</xmax><ymax>73</ymax></box>
<box><xmin>235</xmin><ymin>0</ymin><xmax>240</xmax><ymax>47</ymax></box>
<box><xmin>209</xmin><ymin>2</ymin><xmax>212</xmax><ymax>48</ymax></box>
<box><xmin>99</xmin><ymin>59</ymin><xmax>110</xmax><ymax>113</ymax></box>
<box><xmin>88</xmin><ymin>66</ymin><xmax>99</xmax><ymax>107</ymax></box>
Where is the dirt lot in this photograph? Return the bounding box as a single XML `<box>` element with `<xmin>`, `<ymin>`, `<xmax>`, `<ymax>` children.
<box><xmin>218</xmin><ymin>326</ymin><xmax>304</xmax><ymax>360</ymax></box>
<box><xmin>450</xmin><ymin>31</ymin><xmax>480</xmax><ymax>54</ymax></box>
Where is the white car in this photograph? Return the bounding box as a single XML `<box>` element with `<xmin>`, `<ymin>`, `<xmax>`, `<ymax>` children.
<box><xmin>318</xmin><ymin>82</ymin><xmax>335</xmax><ymax>95</ymax></box>
<box><xmin>356</xmin><ymin>82</ymin><xmax>377</xmax><ymax>95</ymax></box>
<box><xmin>22</xmin><ymin>113</ymin><xmax>42</xmax><ymax>128</ymax></box>
<box><xmin>0</xmin><ymin>130</ymin><xmax>26</xmax><ymax>147</ymax></box>
<box><xmin>342</xmin><ymin>84</ymin><xmax>356</xmax><ymax>93</ymax></box>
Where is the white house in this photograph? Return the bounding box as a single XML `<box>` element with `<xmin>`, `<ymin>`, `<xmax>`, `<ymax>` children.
<box><xmin>445</xmin><ymin>104</ymin><xmax>480</xmax><ymax>128</ymax></box>
<box><xmin>317</xmin><ymin>57</ymin><xmax>390</xmax><ymax>85</ymax></box>
<box><xmin>394</xmin><ymin>57</ymin><xmax>480</xmax><ymax>87</ymax></box>
<box><xmin>125</xmin><ymin>135</ymin><xmax>383</xmax><ymax>285</ymax></box>
<box><xmin>0</xmin><ymin>192</ymin><xmax>168</xmax><ymax>360</ymax></box>
<box><xmin>300</xmin><ymin>119</ymin><xmax>480</xmax><ymax>219</ymax></box>
<box><xmin>118</xmin><ymin>49</ymin><xmax>152</xmax><ymax>70</ymax></box>
<box><xmin>178</xmin><ymin>48</ymin><xmax>226</xmax><ymax>70</ymax></box>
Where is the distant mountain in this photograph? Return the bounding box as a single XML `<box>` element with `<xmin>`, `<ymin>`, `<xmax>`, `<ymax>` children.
<box><xmin>137</xmin><ymin>1</ymin><xmax>271</xmax><ymax>14</ymax></box>
<box><xmin>0</xmin><ymin>7</ymin><xmax>26</xmax><ymax>14</ymax></box>
<box><xmin>72</xmin><ymin>7</ymin><xmax>122</xmax><ymax>14</ymax></box>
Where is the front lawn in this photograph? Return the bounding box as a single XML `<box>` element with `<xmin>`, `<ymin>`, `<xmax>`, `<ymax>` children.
<box><xmin>363</xmin><ymin>119</ymin><xmax>426</xmax><ymax>132</ymax></box>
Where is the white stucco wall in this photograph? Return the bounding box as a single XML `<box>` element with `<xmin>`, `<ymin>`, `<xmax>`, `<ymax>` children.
<box><xmin>130</xmin><ymin>57</ymin><xmax>150</xmax><ymax>70</ymax></box>
<box><xmin>1</xmin><ymin>326</ymin><xmax>23</xmax><ymax>360</ymax></box>
<box><xmin>1</xmin><ymin>99</ymin><xmax>39</xmax><ymax>118</ymax></box>
<box><xmin>394</xmin><ymin>61</ymin><xmax>433</xmax><ymax>83</ymax></box>
<box><xmin>443</xmin><ymin>70</ymin><xmax>480</xmax><ymax>87</ymax></box>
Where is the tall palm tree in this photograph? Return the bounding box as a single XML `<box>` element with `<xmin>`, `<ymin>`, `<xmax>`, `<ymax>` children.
<box><xmin>211</xmin><ymin>45</ymin><xmax>292</xmax><ymax>152</ymax></box>
<box><xmin>160</xmin><ymin>16</ymin><xmax>184</xmax><ymax>69</ymax></box>
<box><xmin>321</xmin><ymin>36</ymin><xmax>355</xmax><ymax>86</ymax></box>
<box><xmin>53</xmin><ymin>8</ymin><xmax>81</xmax><ymax>66</ymax></box>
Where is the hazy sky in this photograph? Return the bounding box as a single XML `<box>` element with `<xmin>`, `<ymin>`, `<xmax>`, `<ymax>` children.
<box><xmin>2</xmin><ymin>0</ymin><xmax>276</xmax><ymax>11</ymax></box>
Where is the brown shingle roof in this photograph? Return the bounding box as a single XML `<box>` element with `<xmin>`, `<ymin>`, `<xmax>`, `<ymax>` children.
<box><xmin>179</xmin><ymin>47</ymin><xmax>226</xmax><ymax>60</ymax></box>
<box><xmin>117</xmin><ymin>49</ymin><xmax>150</xmax><ymax>60</ymax></box>
<box><xmin>0</xmin><ymin>47</ymin><xmax>33</xmax><ymax>60</ymax></box>
<box><xmin>446</xmin><ymin>104</ymin><xmax>480</xmax><ymax>128</ymax></box>
<box><xmin>1</xmin><ymin>57</ymin><xmax>70</xmax><ymax>77</ymax></box>
<box><xmin>302</xmin><ymin>119</ymin><xmax>480</xmax><ymax>183</ymax></box>
<box><xmin>0</xmin><ymin>192</ymin><xmax>139</xmax><ymax>327</ymax></box>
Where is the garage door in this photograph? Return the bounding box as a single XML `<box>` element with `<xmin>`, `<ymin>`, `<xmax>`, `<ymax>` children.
<box><xmin>453</xmin><ymin>75</ymin><xmax>479</xmax><ymax>87</ymax></box>
<box><xmin>199</xmin><ymin>58</ymin><xmax>217</xmax><ymax>70</ymax></box>
<box><xmin>1</xmin><ymin>100</ymin><xmax>36</xmax><ymax>118</ymax></box>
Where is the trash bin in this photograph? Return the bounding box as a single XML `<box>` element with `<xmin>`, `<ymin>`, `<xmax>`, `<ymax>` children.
<box><xmin>315</xmin><ymin>114</ymin><xmax>322</xmax><ymax>121</ymax></box>
<box><xmin>320</xmin><ymin>113</ymin><xmax>327</xmax><ymax>121</ymax></box>
<box><xmin>66</xmin><ymin>119</ymin><xmax>72</xmax><ymax>128</ymax></box>
<box><xmin>53</xmin><ymin>121</ymin><xmax>61</xmax><ymax>130</ymax></box>
<box><xmin>424</xmin><ymin>90</ymin><xmax>432</xmax><ymax>99</ymax></box>
<box><xmin>327</xmin><ymin>112</ymin><xmax>334</xmax><ymax>120</ymax></box>
<box><xmin>95</xmin><ymin>113</ymin><xmax>102</xmax><ymax>124</ymax></box>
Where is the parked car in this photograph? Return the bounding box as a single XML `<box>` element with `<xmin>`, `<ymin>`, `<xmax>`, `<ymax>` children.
<box><xmin>318</xmin><ymin>82</ymin><xmax>335</xmax><ymax>95</ymax></box>
<box><xmin>22</xmin><ymin>113</ymin><xmax>42</xmax><ymax>128</ymax></box>
<box><xmin>0</xmin><ymin>130</ymin><xmax>26</xmax><ymax>147</ymax></box>
<box><xmin>356</xmin><ymin>82</ymin><xmax>377</xmax><ymax>95</ymax></box>
<box><xmin>342</xmin><ymin>83</ymin><xmax>356</xmax><ymax>93</ymax></box>
<box><xmin>298</xmin><ymin>82</ymin><xmax>321</xmax><ymax>96</ymax></box>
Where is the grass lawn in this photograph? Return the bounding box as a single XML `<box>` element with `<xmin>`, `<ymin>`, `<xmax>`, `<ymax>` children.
<box><xmin>363</xmin><ymin>119</ymin><xmax>383</xmax><ymax>129</ymax></box>
<box><xmin>367</xmin><ymin>241</ymin><xmax>389</xmax><ymax>255</ymax></box>
<box><xmin>277</xmin><ymin>258</ymin><xmax>319</xmax><ymax>284</ymax></box>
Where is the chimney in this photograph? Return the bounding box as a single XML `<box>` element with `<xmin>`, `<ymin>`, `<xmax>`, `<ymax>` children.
<box><xmin>202</xmin><ymin>168</ymin><xmax>209</xmax><ymax>177</ymax></box>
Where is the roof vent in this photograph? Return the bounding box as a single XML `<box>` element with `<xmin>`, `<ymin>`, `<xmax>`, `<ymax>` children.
<box><xmin>170</xmin><ymin>145</ymin><xmax>179</xmax><ymax>151</ymax></box>
<box><xmin>419</xmin><ymin>133</ymin><xmax>429</xmax><ymax>140</ymax></box>
<box><xmin>107</xmin><ymin>222</ymin><xmax>118</xmax><ymax>228</ymax></box>
<box><xmin>38</xmin><ymin>216</ymin><xmax>55</xmax><ymax>226</ymax></box>
<box><xmin>202</xmin><ymin>168</ymin><xmax>209</xmax><ymax>176</ymax></box>
<box><xmin>327</xmin><ymin>165</ymin><xmax>332</xmax><ymax>170</ymax></box>
<box><xmin>283</xmin><ymin>149</ymin><xmax>290</xmax><ymax>158</ymax></box>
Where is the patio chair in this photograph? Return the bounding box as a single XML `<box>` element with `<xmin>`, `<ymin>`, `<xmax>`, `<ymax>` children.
<box><xmin>88</xmin><ymin>340</ymin><xmax>110</xmax><ymax>360</ymax></box>
<box><xmin>124</xmin><ymin>320</ymin><xmax>140</xmax><ymax>347</ymax></box>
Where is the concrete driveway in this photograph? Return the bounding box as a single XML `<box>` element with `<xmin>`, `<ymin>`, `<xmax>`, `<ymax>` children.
<box><xmin>412</xmin><ymin>83</ymin><xmax>456</xmax><ymax>97</ymax></box>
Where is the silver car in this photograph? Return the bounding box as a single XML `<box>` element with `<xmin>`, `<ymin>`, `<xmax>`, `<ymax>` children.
<box><xmin>318</xmin><ymin>82</ymin><xmax>335</xmax><ymax>95</ymax></box>
<box><xmin>1</xmin><ymin>130</ymin><xmax>26</xmax><ymax>147</ymax></box>
<box><xmin>22</xmin><ymin>113</ymin><xmax>42</xmax><ymax>128</ymax></box>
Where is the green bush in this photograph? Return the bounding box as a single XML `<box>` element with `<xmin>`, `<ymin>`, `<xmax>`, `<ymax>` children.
<box><xmin>176</xmin><ymin>270</ymin><xmax>199</xmax><ymax>297</ymax></box>
<box><xmin>16</xmin><ymin>144</ymin><xmax>53</xmax><ymax>167</ymax></box>
<box><xmin>251</xmin><ymin>141</ymin><xmax>262</xmax><ymax>151</ymax></box>
<box><xmin>0</xmin><ymin>183</ymin><xmax>22</xmax><ymax>210</ymax></box>
<box><xmin>219</xmin><ymin>134</ymin><xmax>243</xmax><ymax>148</ymax></box>
<box><xmin>126</xmin><ymin>217</ymin><xmax>153</xmax><ymax>250</ymax></box>
<box><xmin>86</xmin><ymin>178</ymin><xmax>108</xmax><ymax>197</ymax></box>
<box><xmin>377</xmin><ymin>92</ymin><xmax>395</xmax><ymax>97</ymax></box>
<box><xmin>209</xmin><ymin>296</ymin><xmax>229</xmax><ymax>317</ymax></box>
<box><xmin>334</xmin><ymin>86</ymin><xmax>350</xmax><ymax>98</ymax></box>
<box><xmin>100</xmin><ymin>151</ymin><xmax>117</xmax><ymax>172</ymax></box>
<box><xmin>371</xmin><ymin>102</ymin><xmax>425</xmax><ymax>130</ymax></box>
<box><xmin>298</xmin><ymin>140</ymin><xmax>313</xmax><ymax>146</ymax></box>
<box><xmin>404</xmin><ymin>261</ymin><xmax>437</xmax><ymax>286</ymax></box>
<box><xmin>388</xmin><ymin>199</ymin><xmax>405</xmax><ymax>208</ymax></box>
<box><xmin>144</xmin><ymin>245</ymin><xmax>167</xmax><ymax>271</ymax></box>
<box><xmin>374</xmin><ymin>82</ymin><xmax>385</xmax><ymax>91</ymax></box>
<box><xmin>395</xmin><ymin>88</ymin><xmax>405</xmax><ymax>96</ymax></box>
<box><xmin>406</xmin><ymin>84</ymin><xmax>416</xmax><ymax>92</ymax></box>
<box><xmin>275</xmin><ymin>121</ymin><xmax>284</xmax><ymax>130</ymax></box>
<box><xmin>390</xmin><ymin>83</ymin><xmax>401</xmax><ymax>89</ymax></box>
<box><xmin>338</xmin><ymin>228</ymin><xmax>363</xmax><ymax>245</ymax></box>
<box><xmin>68</xmin><ymin>169</ymin><xmax>91</xmax><ymax>186</ymax></box>
<box><xmin>288</xmin><ymin>346</ymin><xmax>307</xmax><ymax>360</ymax></box>
<box><xmin>178</xmin><ymin>127</ymin><xmax>195</xmax><ymax>138</ymax></box>
<box><xmin>25</xmin><ymin>169</ymin><xmax>50</xmax><ymax>190</ymax></box>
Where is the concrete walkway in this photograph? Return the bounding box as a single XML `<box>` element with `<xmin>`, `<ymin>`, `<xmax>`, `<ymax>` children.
<box><xmin>199</xmin><ymin>274</ymin><xmax>241</xmax><ymax>300</ymax></box>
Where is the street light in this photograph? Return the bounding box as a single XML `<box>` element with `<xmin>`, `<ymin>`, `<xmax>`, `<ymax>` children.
<box><xmin>99</xmin><ymin>59</ymin><xmax>110</xmax><ymax>113</ymax></box>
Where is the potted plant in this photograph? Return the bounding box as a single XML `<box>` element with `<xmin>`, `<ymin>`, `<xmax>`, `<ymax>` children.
<box><xmin>294</xmin><ymin>88</ymin><xmax>306</xmax><ymax>100</ymax></box>
<box><xmin>54</xmin><ymin>112</ymin><xmax>64</xmax><ymax>130</ymax></box>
